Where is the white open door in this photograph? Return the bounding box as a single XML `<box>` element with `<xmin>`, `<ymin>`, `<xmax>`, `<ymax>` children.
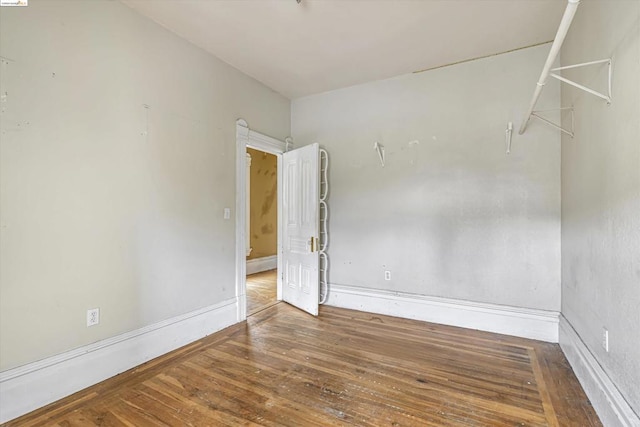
<box><xmin>281</xmin><ymin>143</ymin><xmax>320</xmax><ymax>316</ymax></box>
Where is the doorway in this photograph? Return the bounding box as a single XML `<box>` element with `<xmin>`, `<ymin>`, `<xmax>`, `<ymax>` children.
<box><xmin>246</xmin><ymin>147</ymin><xmax>279</xmax><ymax>315</ymax></box>
<box><xmin>235</xmin><ymin>119</ymin><xmax>323</xmax><ymax>321</ymax></box>
<box><xmin>235</xmin><ymin>119</ymin><xmax>287</xmax><ymax>322</ymax></box>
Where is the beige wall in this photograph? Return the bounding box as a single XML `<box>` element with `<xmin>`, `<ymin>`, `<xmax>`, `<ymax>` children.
<box><xmin>561</xmin><ymin>0</ymin><xmax>640</xmax><ymax>415</ymax></box>
<box><xmin>0</xmin><ymin>0</ymin><xmax>290</xmax><ymax>371</ymax></box>
<box><xmin>292</xmin><ymin>44</ymin><xmax>561</xmax><ymax>311</ymax></box>
<box><xmin>247</xmin><ymin>148</ymin><xmax>277</xmax><ymax>260</ymax></box>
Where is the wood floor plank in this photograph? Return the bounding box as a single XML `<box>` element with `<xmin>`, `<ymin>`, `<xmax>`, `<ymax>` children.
<box><xmin>246</xmin><ymin>270</ymin><xmax>278</xmax><ymax>315</ymax></box>
<box><xmin>5</xmin><ymin>303</ymin><xmax>601</xmax><ymax>426</ymax></box>
<box><xmin>528</xmin><ymin>348</ymin><xmax>560</xmax><ymax>427</ymax></box>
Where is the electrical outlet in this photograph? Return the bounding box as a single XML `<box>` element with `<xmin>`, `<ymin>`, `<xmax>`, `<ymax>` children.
<box><xmin>223</xmin><ymin>208</ymin><xmax>231</xmax><ymax>220</ymax></box>
<box><xmin>602</xmin><ymin>328</ymin><xmax>609</xmax><ymax>352</ymax></box>
<box><xmin>87</xmin><ymin>308</ymin><xmax>100</xmax><ymax>327</ymax></box>
<box><xmin>384</xmin><ymin>270</ymin><xmax>391</xmax><ymax>281</ymax></box>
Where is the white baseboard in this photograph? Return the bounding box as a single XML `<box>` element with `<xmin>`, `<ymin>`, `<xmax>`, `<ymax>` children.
<box><xmin>559</xmin><ymin>316</ymin><xmax>639</xmax><ymax>427</ymax></box>
<box><xmin>246</xmin><ymin>255</ymin><xmax>277</xmax><ymax>275</ymax></box>
<box><xmin>0</xmin><ymin>297</ymin><xmax>239</xmax><ymax>424</ymax></box>
<box><xmin>325</xmin><ymin>284</ymin><xmax>559</xmax><ymax>342</ymax></box>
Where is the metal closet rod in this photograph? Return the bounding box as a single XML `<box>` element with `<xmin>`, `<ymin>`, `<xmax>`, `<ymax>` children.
<box><xmin>519</xmin><ymin>0</ymin><xmax>580</xmax><ymax>135</ymax></box>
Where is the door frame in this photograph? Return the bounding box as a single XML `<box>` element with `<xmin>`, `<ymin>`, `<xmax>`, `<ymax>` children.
<box><xmin>235</xmin><ymin>119</ymin><xmax>291</xmax><ymax>321</ymax></box>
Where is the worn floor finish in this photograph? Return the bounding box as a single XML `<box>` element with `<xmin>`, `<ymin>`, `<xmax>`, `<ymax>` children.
<box><xmin>6</xmin><ymin>304</ymin><xmax>601</xmax><ymax>426</ymax></box>
<box><xmin>246</xmin><ymin>270</ymin><xmax>277</xmax><ymax>315</ymax></box>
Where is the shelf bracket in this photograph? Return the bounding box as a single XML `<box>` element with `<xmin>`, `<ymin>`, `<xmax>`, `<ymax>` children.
<box><xmin>530</xmin><ymin>107</ymin><xmax>575</xmax><ymax>138</ymax></box>
<box><xmin>373</xmin><ymin>142</ymin><xmax>385</xmax><ymax>167</ymax></box>
<box><xmin>506</xmin><ymin>122</ymin><xmax>513</xmax><ymax>154</ymax></box>
<box><xmin>549</xmin><ymin>58</ymin><xmax>612</xmax><ymax>104</ymax></box>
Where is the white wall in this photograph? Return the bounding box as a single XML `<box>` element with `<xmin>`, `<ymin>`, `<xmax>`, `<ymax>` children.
<box><xmin>292</xmin><ymin>44</ymin><xmax>561</xmax><ymax>312</ymax></box>
<box><xmin>561</xmin><ymin>0</ymin><xmax>640</xmax><ymax>416</ymax></box>
<box><xmin>0</xmin><ymin>0</ymin><xmax>290</xmax><ymax>371</ymax></box>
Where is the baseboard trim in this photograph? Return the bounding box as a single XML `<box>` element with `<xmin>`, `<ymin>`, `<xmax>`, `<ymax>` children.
<box><xmin>246</xmin><ymin>255</ymin><xmax>277</xmax><ymax>275</ymax></box>
<box><xmin>0</xmin><ymin>297</ymin><xmax>239</xmax><ymax>424</ymax></box>
<box><xmin>325</xmin><ymin>284</ymin><xmax>559</xmax><ymax>342</ymax></box>
<box><xmin>559</xmin><ymin>316</ymin><xmax>639</xmax><ymax>427</ymax></box>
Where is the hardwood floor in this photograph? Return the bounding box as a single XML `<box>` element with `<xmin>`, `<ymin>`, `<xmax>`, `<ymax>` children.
<box><xmin>6</xmin><ymin>304</ymin><xmax>601</xmax><ymax>426</ymax></box>
<box><xmin>246</xmin><ymin>270</ymin><xmax>277</xmax><ymax>315</ymax></box>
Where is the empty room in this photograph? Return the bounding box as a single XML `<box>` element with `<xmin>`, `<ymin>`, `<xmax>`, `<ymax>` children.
<box><xmin>0</xmin><ymin>0</ymin><xmax>638</xmax><ymax>426</ymax></box>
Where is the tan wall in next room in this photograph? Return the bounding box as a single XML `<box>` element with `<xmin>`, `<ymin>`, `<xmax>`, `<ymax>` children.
<box><xmin>247</xmin><ymin>148</ymin><xmax>277</xmax><ymax>260</ymax></box>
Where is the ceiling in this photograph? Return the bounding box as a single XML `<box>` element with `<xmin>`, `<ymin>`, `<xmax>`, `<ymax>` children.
<box><xmin>121</xmin><ymin>0</ymin><xmax>564</xmax><ymax>100</ymax></box>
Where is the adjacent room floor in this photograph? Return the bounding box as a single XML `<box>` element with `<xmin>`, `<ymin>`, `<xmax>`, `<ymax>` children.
<box><xmin>8</xmin><ymin>303</ymin><xmax>601</xmax><ymax>426</ymax></box>
<box><xmin>246</xmin><ymin>269</ymin><xmax>278</xmax><ymax>315</ymax></box>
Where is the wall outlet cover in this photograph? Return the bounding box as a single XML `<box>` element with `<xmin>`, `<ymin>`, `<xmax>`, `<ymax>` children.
<box><xmin>87</xmin><ymin>308</ymin><xmax>100</xmax><ymax>327</ymax></box>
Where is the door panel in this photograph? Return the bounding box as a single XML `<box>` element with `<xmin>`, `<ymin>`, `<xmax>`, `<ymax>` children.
<box><xmin>282</xmin><ymin>143</ymin><xmax>319</xmax><ymax>316</ymax></box>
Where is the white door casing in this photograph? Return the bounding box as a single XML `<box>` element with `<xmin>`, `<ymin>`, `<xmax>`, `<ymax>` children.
<box><xmin>245</xmin><ymin>152</ymin><xmax>252</xmax><ymax>257</ymax></box>
<box><xmin>281</xmin><ymin>143</ymin><xmax>320</xmax><ymax>316</ymax></box>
